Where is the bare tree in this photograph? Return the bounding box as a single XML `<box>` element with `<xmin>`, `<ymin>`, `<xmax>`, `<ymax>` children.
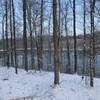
<box><xmin>36</xmin><ymin>0</ymin><xmax>44</xmax><ymax>71</ymax></box>
<box><xmin>58</xmin><ymin>0</ymin><xmax>61</xmax><ymax>49</ymax></box>
<box><xmin>82</xmin><ymin>0</ymin><xmax>86</xmax><ymax>78</ymax></box>
<box><xmin>12</xmin><ymin>0</ymin><xmax>17</xmax><ymax>73</ymax></box>
<box><xmin>2</xmin><ymin>15</ymin><xmax>6</xmax><ymax>66</ymax></box>
<box><xmin>64</xmin><ymin>3</ymin><xmax>71</xmax><ymax>73</ymax></box>
<box><xmin>58</xmin><ymin>0</ymin><xmax>62</xmax><ymax>71</ymax></box>
<box><xmin>73</xmin><ymin>0</ymin><xmax>77</xmax><ymax>73</ymax></box>
<box><xmin>53</xmin><ymin>0</ymin><xmax>60</xmax><ymax>85</ymax></box>
<box><xmin>5</xmin><ymin>0</ymin><xmax>9</xmax><ymax>68</ymax></box>
<box><xmin>39</xmin><ymin>0</ymin><xmax>43</xmax><ymax>70</ymax></box>
<box><xmin>10</xmin><ymin>0</ymin><xmax>14</xmax><ymax>67</ymax></box>
<box><xmin>48</xmin><ymin>12</ymin><xmax>52</xmax><ymax>67</ymax></box>
<box><xmin>90</xmin><ymin>0</ymin><xmax>96</xmax><ymax>87</ymax></box>
<box><xmin>23</xmin><ymin>0</ymin><xmax>28</xmax><ymax>72</ymax></box>
<box><xmin>27</xmin><ymin>0</ymin><xmax>35</xmax><ymax>70</ymax></box>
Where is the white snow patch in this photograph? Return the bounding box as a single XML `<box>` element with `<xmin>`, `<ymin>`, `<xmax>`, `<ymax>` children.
<box><xmin>0</xmin><ymin>67</ymin><xmax>100</xmax><ymax>100</ymax></box>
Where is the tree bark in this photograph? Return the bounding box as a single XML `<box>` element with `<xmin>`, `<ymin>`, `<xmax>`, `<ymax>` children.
<box><xmin>10</xmin><ymin>0</ymin><xmax>14</xmax><ymax>67</ymax></box>
<box><xmin>73</xmin><ymin>0</ymin><xmax>77</xmax><ymax>73</ymax></box>
<box><xmin>64</xmin><ymin>5</ymin><xmax>70</xmax><ymax>73</ymax></box>
<box><xmin>5</xmin><ymin>0</ymin><xmax>9</xmax><ymax>68</ymax></box>
<box><xmin>12</xmin><ymin>0</ymin><xmax>17</xmax><ymax>74</ymax></box>
<box><xmin>23</xmin><ymin>0</ymin><xmax>28</xmax><ymax>72</ymax></box>
<box><xmin>90</xmin><ymin>0</ymin><xmax>96</xmax><ymax>87</ymax></box>
<box><xmin>27</xmin><ymin>0</ymin><xmax>35</xmax><ymax>70</ymax></box>
<box><xmin>53</xmin><ymin>0</ymin><xmax>60</xmax><ymax>85</ymax></box>
<box><xmin>82</xmin><ymin>0</ymin><xmax>86</xmax><ymax>78</ymax></box>
<box><xmin>2</xmin><ymin>15</ymin><xmax>6</xmax><ymax>66</ymax></box>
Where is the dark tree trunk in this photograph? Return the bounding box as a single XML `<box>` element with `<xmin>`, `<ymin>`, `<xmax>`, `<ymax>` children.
<box><xmin>27</xmin><ymin>0</ymin><xmax>34</xmax><ymax>70</ymax></box>
<box><xmin>92</xmin><ymin>0</ymin><xmax>96</xmax><ymax>77</ymax></box>
<box><xmin>12</xmin><ymin>0</ymin><xmax>17</xmax><ymax>74</ymax></box>
<box><xmin>23</xmin><ymin>0</ymin><xmax>28</xmax><ymax>72</ymax></box>
<box><xmin>10</xmin><ymin>0</ymin><xmax>14</xmax><ymax>67</ymax></box>
<box><xmin>58</xmin><ymin>0</ymin><xmax>62</xmax><ymax>70</ymax></box>
<box><xmin>64</xmin><ymin>5</ymin><xmax>70</xmax><ymax>73</ymax></box>
<box><xmin>82</xmin><ymin>0</ymin><xmax>86</xmax><ymax>78</ymax></box>
<box><xmin>2</xmin><ymin>15</ymin><xmax>6</xmax><ymax>66</ymax></box>
<box><xmin>48</xmin><ymin>12</ymin><xmax>52</xmax><ymax>66</ymax></box>
<box><xmin>53</xmin><ymin>0</ymin><xmax>60</xmax><ymax>85</ymax></box>
<box><xmin>5</xmin><ymin>0</ymin><xmax>9</xmax><ymax>68</ymax></box>
<box><xmin>90</xmin><ymin>0</ymin><xmax>96</xmax><ymax>87</ymax></box>
<box><xmin>58</xmin><ymin>0</ymin><xmax>61</xmax><ymax>48</ymax></box>
<box><xmin>38</xmin><ymin>0</ymin><xmax>43</xmax><ymax>70</ymax></box>
<box><xmin>73</xmin><ymin>0</ymin><xmax>77</xmax><ymax>73</ymax></box>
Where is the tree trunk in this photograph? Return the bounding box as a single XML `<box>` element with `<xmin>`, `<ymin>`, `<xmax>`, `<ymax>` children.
<box><xmin>64</xmin><ymin>5</ymin><xmax>70</xmax><ymax>73</ymax></box>
<box><xmin>5</xmin><ymin>0</ymin><xmax>9</xmax><ymax>68</ymax></box>
<box><xmin>53</xmin><ymin>0</ymin><xmax>60</xmax><ymax>85</ymax></box>
<box><xmin>27</xmin><ymin>0</ymin><xmax>34</xmax><ymax>70</ymax></box>
<box><xmin>12</xmin><ymin>0</ymin><xmax>17</xmax><ymax>74</ymax></box>
<box><xmin>73</xmin><ymin>0</ymin><xmax>77</xmax><ymax>73</ymax></box>
<box><xmin>82</xmin><ymin>0</ymin><xmax>86</xmax><ymax>78</ymax></box>
<box><xmin>38</xmin><ymin>0</ymin><xmax>43</xmax><ymax>70</ymax></box>
<box><xmin>90</xmin><ymin>0</ymin><xmax>96</xmax><ymax>87</ymax></box>
<box><xmin>23</xmin><ymin>0</ymin><xmax>28</xmax><ymax>72</ymax></box>
<box><xmin>48</xmin><ymin>12</ymin><xmax>52</xmax><ymax>67</ymax></box>
<box><xmin>2</xmin><ymin>15</ymin><xmax>6</xmax><ymax>66</ymax></box>
<box><xmin>10</xmin><ymin>0</ymin><xmax>14</xmax><ymax>67</ymax></box>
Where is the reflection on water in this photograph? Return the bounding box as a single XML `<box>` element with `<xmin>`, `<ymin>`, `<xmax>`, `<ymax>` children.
<box><xmin>0</xmin><ymin>50</ymin><xmax>100</xmax><ymax>77</ymax></box>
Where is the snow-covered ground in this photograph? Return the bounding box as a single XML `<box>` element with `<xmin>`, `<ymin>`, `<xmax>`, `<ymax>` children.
<box><xmin>0</xmin><ymin>67</ymin><xmax>100</xmax><ymax>100</ymax></box>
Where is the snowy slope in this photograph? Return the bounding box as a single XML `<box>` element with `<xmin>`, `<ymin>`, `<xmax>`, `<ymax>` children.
<box><xmin>0</xmin><ymin>67</ymin><xmax>100</xmax><ymax>100</ymax></box>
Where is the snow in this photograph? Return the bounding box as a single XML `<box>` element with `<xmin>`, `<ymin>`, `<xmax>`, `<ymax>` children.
<box><xmin>0</xmin><ymin>67</ymin><xmax>100</xmax><ymax>100</ymax></box>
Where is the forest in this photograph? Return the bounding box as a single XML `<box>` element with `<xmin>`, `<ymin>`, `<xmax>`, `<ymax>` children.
<box><xmin>0</xmin><ymin>0</ymin><xmax>100</xmax><ymax>100</ymax></box>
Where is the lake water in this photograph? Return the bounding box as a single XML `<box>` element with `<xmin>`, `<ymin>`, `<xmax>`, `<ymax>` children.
<box><xmin>0</xmin><ymin>50</ymin><xmax>100</xmax><ymax>77</ymax></box>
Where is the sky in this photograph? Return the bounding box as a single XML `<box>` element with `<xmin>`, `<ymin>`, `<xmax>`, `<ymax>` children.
<box><xmin>0</xmin><ymin>0</ymin><xmax>100</xmax><ymax>39</ymax></box>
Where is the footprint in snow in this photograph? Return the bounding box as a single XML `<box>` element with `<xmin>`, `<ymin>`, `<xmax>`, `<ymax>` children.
<box><xmin>88</xmin><ymin>99</ymin><xmax>93</xmax><ymax>100</ymax></box>
<box><xmin>70</xmin><ymin>88</ymin><xmax>76</xmax><ymax>93</ymax></box>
